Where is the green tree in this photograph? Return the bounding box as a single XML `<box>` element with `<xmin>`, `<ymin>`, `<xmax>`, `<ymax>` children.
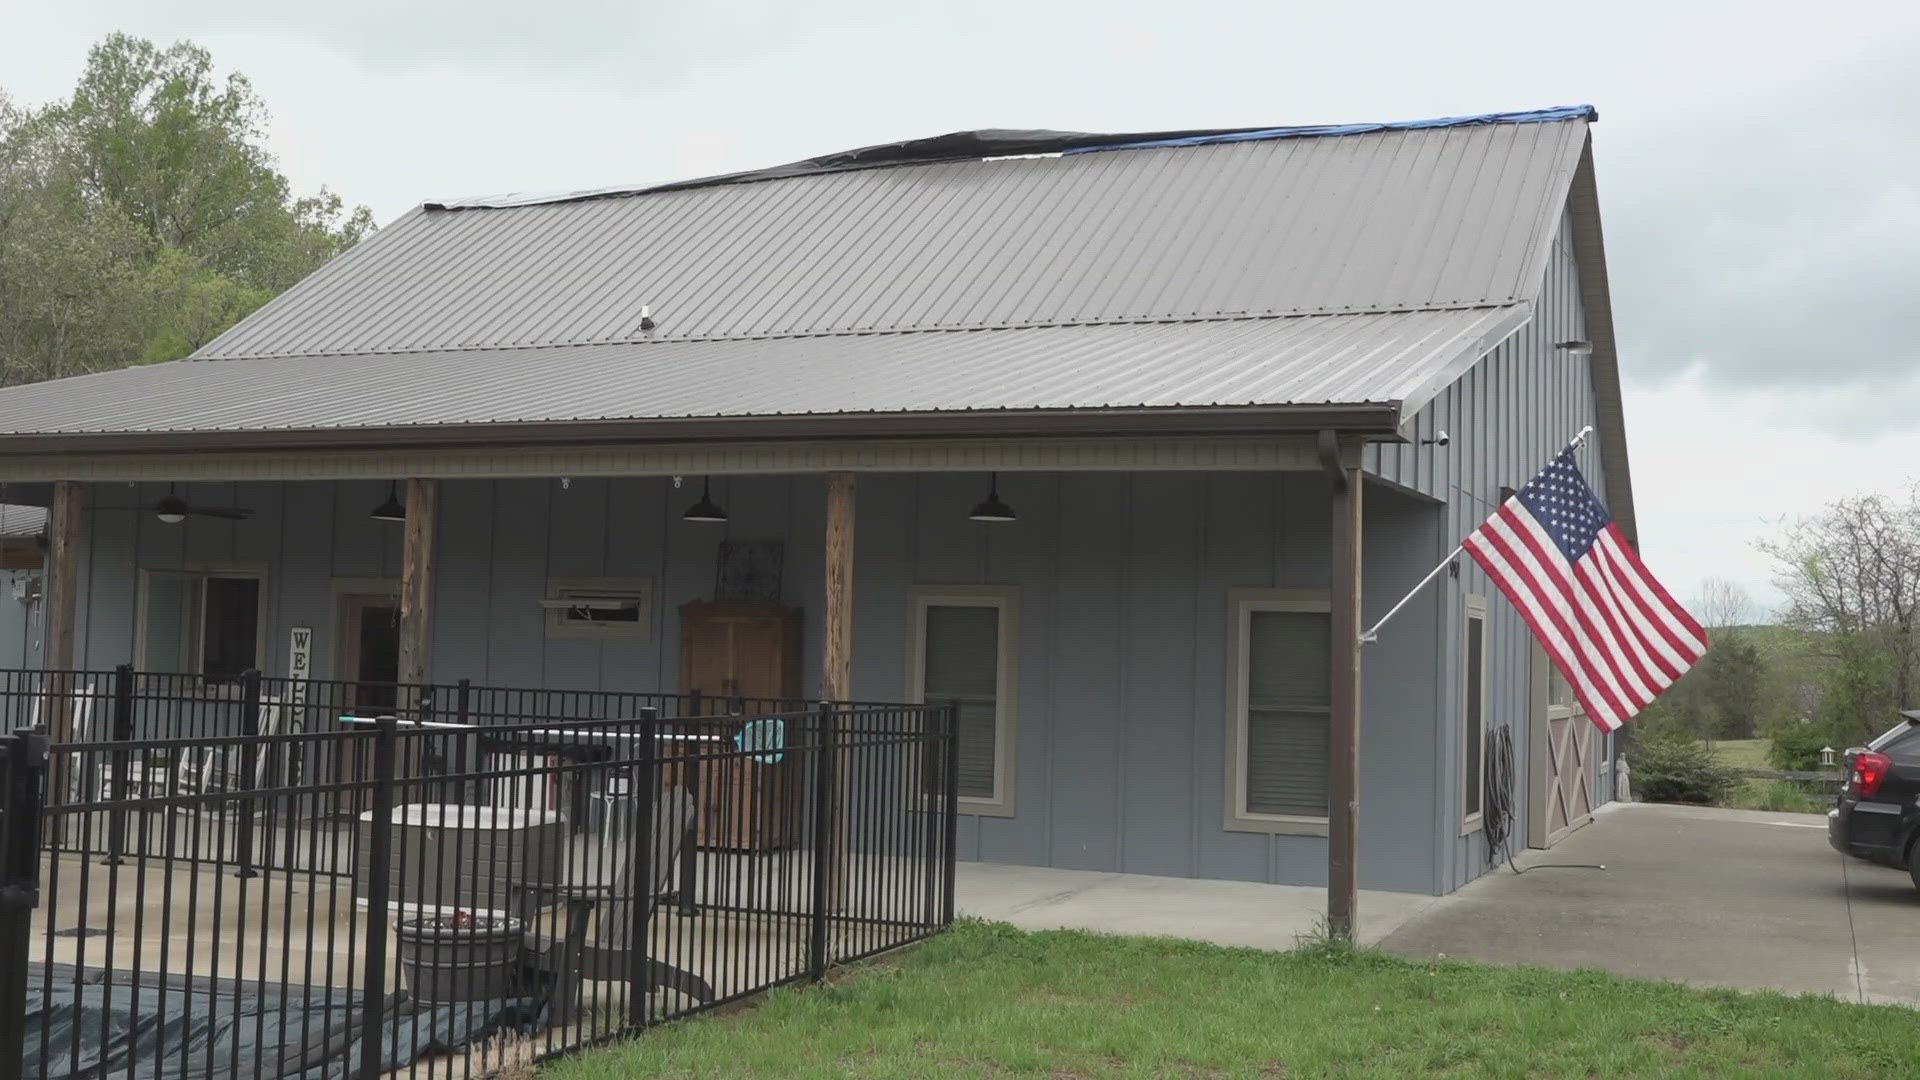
<box><xmin>0</xmin><ymin>34</ymin><xmax>372</xmax><ymax>384</ymax></box>
<box><xmin>1760</xmin><ymin>489</ymin><xmax>1920</xmax><ymax>751</ymax></box>
<box><xmin>1697</xmin><ymin>633</ymin><xmax>1766</xmax><ymax>739</ymax></box>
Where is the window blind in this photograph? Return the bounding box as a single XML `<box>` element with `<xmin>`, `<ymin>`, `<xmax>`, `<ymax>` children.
<box><xmin>1464</xmin><ymin>612</ymin><xmax>1485</xmax><ymax>818</ymax></box>
<box><xmin>924</xmin><ymin>604</ymin><xmax>1001</xmax><ymax>799</ymax></box>
<box><xmin>1244</xmin><ymin>609</ymin><xmax>1331</xmax><ymax>817</ymax></box>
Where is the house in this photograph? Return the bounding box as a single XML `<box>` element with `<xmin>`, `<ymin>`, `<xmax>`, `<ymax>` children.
<box><xmin>0</xmin><ymin>105</ymin><xmax>1628</xmax><ymax>901</ymax></box>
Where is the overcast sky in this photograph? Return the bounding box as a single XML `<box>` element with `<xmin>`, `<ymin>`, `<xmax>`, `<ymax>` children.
<box><xmin>6</xmin><ymin>1</ymin><xmax>1918</xmax><ymax>618</ymax></box>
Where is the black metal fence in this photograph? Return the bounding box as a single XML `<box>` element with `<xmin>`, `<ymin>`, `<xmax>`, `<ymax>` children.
<box><xmin>0</xmin><ymin>668</ymin><xmax>958</xmax><ymax>1080</ymax></box>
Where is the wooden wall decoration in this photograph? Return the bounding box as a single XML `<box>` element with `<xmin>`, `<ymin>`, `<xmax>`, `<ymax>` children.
<box><xmin>715</xmin><ymin>540</ymin><xmax>784</xmax><ymax>603</ymax></box>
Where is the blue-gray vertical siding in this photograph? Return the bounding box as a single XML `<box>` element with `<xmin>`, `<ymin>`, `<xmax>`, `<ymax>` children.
<box><xmin>1368</xmin><ymin>210</ymin><xmax>1605</xmax><ymax>892</ymax></box>
<box><xmin>64</xmin><ymin>467</ymin><xmax>1448</xmax><ymax>893</ymax></box>
<box><xmin>53</xmin><ymin>217</ymin><xmax>1605</xmax><ymax>898</ymax></box>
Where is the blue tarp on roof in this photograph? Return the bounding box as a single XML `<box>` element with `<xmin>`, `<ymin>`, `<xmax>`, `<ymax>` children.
<box><xmin>1064</xmin><ymin>105</ymin><xmax>1599</xmax><ymax>156</ymax></box>
<box><xmin>432</xmin><ymin>106</ymin><xmax>1598</xmax><ymax>209</ymax></box>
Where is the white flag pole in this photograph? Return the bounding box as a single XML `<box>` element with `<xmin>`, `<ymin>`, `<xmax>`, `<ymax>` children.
<box><xmin>1359</xmin><ymin>424</ymin><xmax>1593</xmax><ymax>644</ymax></box>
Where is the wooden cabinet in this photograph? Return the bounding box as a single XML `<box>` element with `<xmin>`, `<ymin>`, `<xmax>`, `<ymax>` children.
<box><xmin>678</xmin><ymin>600</ymin><xmax>803</xmax><ymax>850</ymax></box>
<box><xmin>680</xmin><ymin>600</ymin><xmax>802</xmax><ymax>706</ymax></box>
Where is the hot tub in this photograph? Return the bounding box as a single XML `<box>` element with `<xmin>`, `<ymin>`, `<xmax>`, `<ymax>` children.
<box><xmin>355</xmin><ymin>803</ymin><xmax>565</xmax><ymax>917</ymax></box>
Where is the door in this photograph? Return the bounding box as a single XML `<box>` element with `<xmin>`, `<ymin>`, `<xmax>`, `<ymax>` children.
<box><xmin>339</xmin><ymin>593</ymin><xmax>401</xmax><ymax>716</ymax></box>
<box><xmin>1528</xmin><ymin>644</ymin><xmax>1594</xmax><ymax>847</ymax></box>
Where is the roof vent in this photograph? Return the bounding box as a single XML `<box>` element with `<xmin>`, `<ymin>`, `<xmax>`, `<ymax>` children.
<box><xmin>638</xmin><ymin>305</ymin><xmax>656</xmax><ymax>332</ymax></box>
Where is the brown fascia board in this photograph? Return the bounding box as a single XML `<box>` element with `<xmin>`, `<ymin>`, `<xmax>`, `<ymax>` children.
<box><xmin>1565</xmin><ymin>135</ymin><xmax>1638</xmax><ymax>550</ymax></box>
<box><xmin>0</xmin><ymin>402</ymin><xmax>1406</xmax><ymax>457</ymax></box>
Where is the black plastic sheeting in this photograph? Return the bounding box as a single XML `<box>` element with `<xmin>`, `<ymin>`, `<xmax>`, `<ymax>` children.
<box><xmin>24</xmin><ymin>969</ymin><xmax>542</xmax><ymax>1080</ymax></box>
<box><xmin>424</xmin><ymin>126</ymin><xmax>1263</xmax><ymax>210</ymax></box>
<box><xmin>425</xmin><ymin>107</ymin><xmax>1598</xmax><ymax>211</ymax></box>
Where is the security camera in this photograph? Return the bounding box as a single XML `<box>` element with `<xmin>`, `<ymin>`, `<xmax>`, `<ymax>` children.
<box><xmin>1420</xmin><ymin>429</ymin><xmax>1450</xmax><ymax>447</ymax></box>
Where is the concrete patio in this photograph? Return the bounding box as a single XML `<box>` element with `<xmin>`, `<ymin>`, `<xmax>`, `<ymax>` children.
<box><xmin>955</xmin><ymin>862</ymin><xmax>1443</xmax><ymax>949</ymax></box>
<box><xmin>47</xmin><ymin>799</ymin><xmax>1907</xmax><ymax>1037</ymax></box>
<box><xmin>1381</xmin><ymin>801</ymin><xmax>1920</xmax><ymax>1006</ymax></box>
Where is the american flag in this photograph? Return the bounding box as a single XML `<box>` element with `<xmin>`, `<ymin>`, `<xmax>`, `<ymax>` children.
<box><xmin>1462</xmin><ymin>449</ymin><xmax>1707</xmax><ymax>732</ymax></box>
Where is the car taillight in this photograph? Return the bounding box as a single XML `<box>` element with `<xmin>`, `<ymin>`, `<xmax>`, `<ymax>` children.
<box><xmin>1853</xmin><ymin>751</ymin><xmax>1893</xmax><ymax>798</ymax></box>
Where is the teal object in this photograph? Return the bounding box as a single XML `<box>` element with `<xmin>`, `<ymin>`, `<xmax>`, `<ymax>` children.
<box><xmin>734</xmin><ymin>718</ymin><xmax>785</xmax><ymax>764</ymax></box>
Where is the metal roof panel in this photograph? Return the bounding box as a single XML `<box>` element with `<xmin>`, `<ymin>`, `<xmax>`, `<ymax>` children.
<box><xmin>195</xmin><ymin>120</ymin><xmax>1583</xmax><ymax>359</ymax></box>
<box><xmin>1</xmin><ymin>308</ymin><xmax>1526</xmax><ymax>436</ymax></box>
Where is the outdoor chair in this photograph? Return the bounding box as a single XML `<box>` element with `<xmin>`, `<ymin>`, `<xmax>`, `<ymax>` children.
<box><xmin>519</xmin><ymin>785</ymin><xmax>715</xmax><ymax>1025</ymax></box>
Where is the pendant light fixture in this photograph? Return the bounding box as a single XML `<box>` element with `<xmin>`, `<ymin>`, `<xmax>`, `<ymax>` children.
<box><xmin>370</xmin><ymin>481</ymin><xmax>407</xmax><ymax>523</ymax></box>
<box><xmin>682</xmin><ymin>477</ymin><xmax>728</xmax><ymax>524</ymax></box>
<box><xmin>155</xmin><ymin>484</ymin><xmax>188</xmax><ymax>525</ymax></box>
<box><xmin>968</xmin><ymin>472</ymin><xmax>1017</xmax><ymax>523</ymax></box>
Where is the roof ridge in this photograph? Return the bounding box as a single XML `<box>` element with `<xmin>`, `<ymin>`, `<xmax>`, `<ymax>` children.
<box><xmin>425</xmin><ymin>106</ymin><xmax>1597</xmax><ymax>211</ymax></box>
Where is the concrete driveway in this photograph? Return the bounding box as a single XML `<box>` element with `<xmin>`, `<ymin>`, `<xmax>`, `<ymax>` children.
<box><xmin>1380</xmin><ymin>801</ymin><xmax>1920</xmax><ymax>1005</ymax></box>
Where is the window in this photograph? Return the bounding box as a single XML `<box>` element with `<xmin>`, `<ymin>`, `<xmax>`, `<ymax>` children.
<box><xmin>1226</xmin><ymin>589</ymin><xmax>1331</xmax><ymax>835</ymax></box>
<box><xmin>140</xmin><ymin>569</ymin><xmax>265</xmax><ymax>681</ymax></box>
<box><xmin>1462</xmin><ymin>596</ymin><xmax>1488</xmax><ymax>831</ymax></box>
<box><xmin>542</xmin><ymin>578</ymin><xmax>653</xmax><ymax>639</ymax></box>
<box><xmin>910</xmin><ymin>587</ymin><xmax>1017</xmax><ymax>816</ymax></box>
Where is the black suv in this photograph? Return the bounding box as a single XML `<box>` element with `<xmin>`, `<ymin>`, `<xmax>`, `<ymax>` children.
<box><xmin>1828</xmin><ymin>710</ymin><xmax>1920</xmax><ymax>886</ymax></box>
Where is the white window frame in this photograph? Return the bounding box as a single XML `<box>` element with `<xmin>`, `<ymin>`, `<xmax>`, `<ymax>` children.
<box><xmin>542</xmin><ymin>576</ymin><xmax>654</xmax><ymax>640</ymax></box>
<box><xmin>1224</xmin><ymin>587</ymin><xmax>1331</xmax><ymax>836</ymax></box>
<box><xmin>907</xmin><ymin>585</ymin><xmax>1018</xmax><ymax>818</ymax></box>
<box><xmin>1461</xmin><ymin>594</ymin><xmax>1489</xmax><ymax>835</ymax></box>
<box><xmin>135</xmin><ymin>563</ymin><xmax>270</xmax><ymax>685</ymax></box>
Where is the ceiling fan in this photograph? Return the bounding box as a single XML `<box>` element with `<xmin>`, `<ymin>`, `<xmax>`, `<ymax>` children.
<box><xmin>95</xmin><ymin>484</ymin><xmax>253</xmax><ymax>523</ymax></box>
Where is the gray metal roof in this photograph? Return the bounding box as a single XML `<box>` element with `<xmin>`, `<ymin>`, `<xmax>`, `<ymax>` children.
<box><xmin>0</xmin><ymin>307</ymin><xmax>1526</xmax><ymax>436</ymax></box>
<box><xmin>196</xmin><ymin>118</ymin><xmax>1586</xmax><ymax>359</ymax></box>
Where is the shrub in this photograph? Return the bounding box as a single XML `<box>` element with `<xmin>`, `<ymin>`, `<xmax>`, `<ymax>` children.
<box><xmin>1627</xmin><ymin>728</ymin><xmax>1742</xmax><ymax>805</ymax></box>
<box><xmin>1766</xmin><ymin>717</ymin><xmax>1837</xmax><ymax>771</ymax></box>
<box><xmin>1735</xmin><ymin>779</ymin><xmax>1828</xmax><ymax>814</ymax></box>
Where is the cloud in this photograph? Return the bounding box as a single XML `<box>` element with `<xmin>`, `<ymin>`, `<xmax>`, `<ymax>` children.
<box><xmin>1603</xmin><ymin>50</ymin><xmax>1920</xmax><ymax>405</ymax></box>
<box><xmin>1623</xmin><ymin>364</ymin><xmax>1920</xmax><ymax>617</ymax></box>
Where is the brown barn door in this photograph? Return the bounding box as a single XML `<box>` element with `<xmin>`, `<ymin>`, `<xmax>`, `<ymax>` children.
<box><xmin>1529</xmin><ymin>644</ymin><xmax>1594</xmax><ymax>848</ymax></box>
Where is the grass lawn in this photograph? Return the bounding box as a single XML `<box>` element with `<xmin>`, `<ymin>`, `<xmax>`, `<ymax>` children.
<box><xmin>1707</xmin><ymin>738</ymin><xmax>1831</xmax><ymax>814</ymax></box>
<box><xmin>549</xmin><ymin>921</ymin><xmax>1920</xmax><ymax>1079</ymax></box>
<box><xmin>1709</xmin><ymin>737</ymin><xmax>1772</xmax><ymax>770</ymax></box>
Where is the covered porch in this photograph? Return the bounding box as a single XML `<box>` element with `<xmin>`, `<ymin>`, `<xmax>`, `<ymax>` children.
<box><xmin>14</xmin><ymin>432</ymin><xmax>1449</xmax><ymax>913</ymax></box>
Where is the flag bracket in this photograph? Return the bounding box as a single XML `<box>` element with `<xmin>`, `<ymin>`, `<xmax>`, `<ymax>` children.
<box><xmin>1359</xmin><ymin>425</ymin><xmax>1593</xmax><ymax>645</ymax></box>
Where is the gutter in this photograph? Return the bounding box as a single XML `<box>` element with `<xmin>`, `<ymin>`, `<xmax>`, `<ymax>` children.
<box><xmin>0</xmin><ymin>402</ymin><xmax>1404</xmax><ymax>458</ymax></box>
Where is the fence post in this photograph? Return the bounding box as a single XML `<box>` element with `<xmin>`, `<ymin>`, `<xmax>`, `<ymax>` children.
<box><xmin>234</xmin><ymin>669</ymin><xmax>261</xmax><ymax>878</ymax></box>
<box><xmin>357</xmin><ymin>715</ymin><xmax>398</xmax><ymax>1080</ymax></box>
<box><xmin>941</xmin><ymin>702</ymin><xmax>959</xmax><ymax>927</ymax></box>
<box><xmin>626</xmin><ymin>706</ymin><xmax>659</xmax><ymax>1031</ymax></box>
<box><xmin>920</xmin><ymin>704</ymin><xmax>944</xmax><ymax>928</ymax></box>
<box><xmin>104</xmin><ymin>664</ymin><xmax>135</xmax><ymax>865</ymax></box>
<box><xmin>0</xmin><ymin>727</ymin><xmax>50</xmax><ymax>1080</ymax></box>
<box><xmin>452</xmin><ymin>679</ymin><xmax>471</xmax><ymax>803</ymax></box>
<box><xmin>808</xmin><ymin>701</ymin><xmax>837</xmax><ymax>981</ymax></box>
<box><xmin>676</xmin><ymin>725</ymin><xmax>700</xmax><ymax>919</ymax></box>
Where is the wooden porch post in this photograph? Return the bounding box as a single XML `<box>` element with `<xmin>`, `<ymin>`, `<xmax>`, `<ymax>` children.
<box><xmin>1323</xmin><ymin>435</ymin><xmax>1364</xmax><ymax>941</ymax></box>
<box><xmin>397</xmin><ymin>478</ymin><xmax>438</xmax><ymax>691</ymax></box>
<box><xmin>44</xmin><ymin>482</ymin><xmax>85</xmax><ymax>821</ymax></box>
<box><xmin>46</xmin><ymin>482</ymin><xmax>84</xmax><ymax>683</ymax></box>
<box><xmin>823</xmin><ymin>471</ymin><xmax>856</xmax><ymax>702</ymax></box>
<box><xmin>822</xmin><ymin>471</ymin><xmax>855</xmax><ymax>910</ymax></box>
